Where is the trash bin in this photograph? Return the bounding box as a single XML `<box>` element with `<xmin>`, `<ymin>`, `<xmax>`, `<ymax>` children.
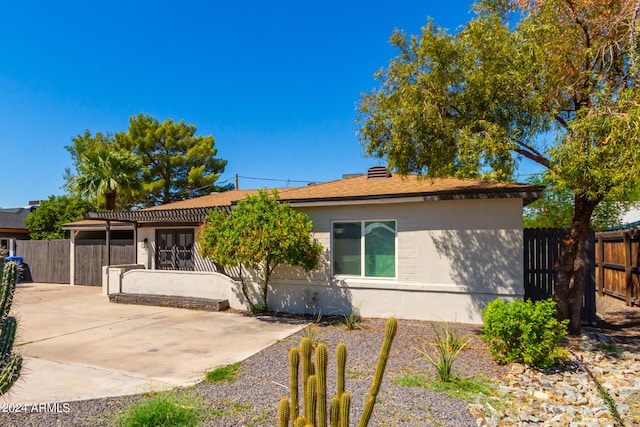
<box><xmin>4</xmin><ymin>256</ymin><xmax>23</xmax><ymax>284</ymax></box>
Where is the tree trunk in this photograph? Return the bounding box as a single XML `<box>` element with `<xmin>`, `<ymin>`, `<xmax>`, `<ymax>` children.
<box><xmin>261</xmin><ymin>261</ymin><xmax>271</xmax><ymax>310</ymax></box>
<box><xmin>105</xmin><ymin>190</ymin><xmax>117</xmax><ymax>211</ymax></box>
<box><xmin>554</xmin><ymin>194</ymin><xmax>599</xmax><ymax>335</ymax></box>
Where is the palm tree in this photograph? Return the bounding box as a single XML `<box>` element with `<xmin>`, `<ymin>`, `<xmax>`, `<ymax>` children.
<box><xmin>74</xmin><ymin>148</ymin><xmax>142</xmax><ymax>210</ymax></box>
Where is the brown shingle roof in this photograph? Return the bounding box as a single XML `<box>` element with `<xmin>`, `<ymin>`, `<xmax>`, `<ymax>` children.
<box><xmin>276</xmin><ymin>174</ymin><xmax>542</xmax><ymax>204</ymax></box>
<box><xmin>140</xmin><ymin>174</ymin><xmax>543</xmax><ymax>210</ymax></box>
<box><xmin>68</xmin><ymin>171</ymin><xmax>543</xmax><ymax>228</ymax></box>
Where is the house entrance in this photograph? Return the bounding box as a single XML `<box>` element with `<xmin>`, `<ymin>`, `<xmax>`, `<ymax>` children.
<box><xmin>156</xmin><ymin>229</ymin><xmax>195</xmax><ymax>270</ymax></box>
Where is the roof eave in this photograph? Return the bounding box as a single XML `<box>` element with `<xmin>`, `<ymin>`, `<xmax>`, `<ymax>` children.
<box><xmin>285</xmin><ymin>186</ymin><xmax>545</xmax><ymax>208</ymax></box>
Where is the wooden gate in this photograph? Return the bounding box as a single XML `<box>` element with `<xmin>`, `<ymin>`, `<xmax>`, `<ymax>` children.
<box><xmin>595</xmin><ymin>230</ymin><xmax>640</xmax><ymax>306</ymax></box>
<box><xmin>75</xmin><ymin>239</ymin><xmax>135</xmax><ymax>286</ymax></box>
<box><xmin>523</xmin><ymin>228</ymin><xmax>597</xmax><ymax>324</ymax></box>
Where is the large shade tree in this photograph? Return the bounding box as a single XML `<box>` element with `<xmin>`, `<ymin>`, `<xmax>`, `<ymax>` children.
<box><xmin>357</xmin><ymin>0</ymin><xmax>640</xmax><ymax>334</ymax></box>
<box><xmin>65</xmin><ymin>114</ymin><xmax>230</xmax><ymax>208</ymax></box>
<box><xmin>116</xmin><ymin>113</ymin><xmax>229</xmax><ymax>206</ymax></box>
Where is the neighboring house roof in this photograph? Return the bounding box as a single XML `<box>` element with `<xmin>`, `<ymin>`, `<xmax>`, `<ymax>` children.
<box><xmin>0</xmin><ymin>208</ymin><xmax>32</xmax><ymax>233</ymax></box>
<box><xmin>65</xmin><ymin>168</ymin><xmax>544</xmax><ymax>229</ymax></box>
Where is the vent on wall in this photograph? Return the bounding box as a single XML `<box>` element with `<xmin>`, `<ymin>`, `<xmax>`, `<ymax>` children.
<box><xmin>367</xmin><ymin>166</ymin><xmax>392</xmax><ymax>179</ymax></box>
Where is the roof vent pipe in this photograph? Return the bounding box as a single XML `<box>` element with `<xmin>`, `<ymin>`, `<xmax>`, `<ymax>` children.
<box><xmin>367</xmin><ymin>166</ymin><xmax>392</xmax><ymax>179</ymax></box>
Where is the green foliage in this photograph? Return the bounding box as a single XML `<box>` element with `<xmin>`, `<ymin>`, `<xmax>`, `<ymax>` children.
<box><xmin>204</xmin><ymin>362</ymin><xmax>239</xmax><ymax>383</ymax></box>
<box><xmin>393</xmin><ymin>373</ymin><xmax>428</xmax><ymax>388</ymax></box>
<box><xmin>424</xmin><ymin>376</ymin><xmax>495</xmax><ymax>403</ymax></box>
<box><xmin>0</xmin><ymin>259</ymin><xmax>22</xmax><ymax>395</ymax></box>
<box><xmin>199</xmin><ymin>189</ymin><xmax>323</xmax><ymax>310</ymax></box>
<box><xmin>25</xmin><ymin>195</ymin><xmax>97</xmax><ymax>240</ymax></box>
<box><xmin>523</xmin><ymin>173</ymin><xmax>628</xmax><ymax>231</ymax></box>
<box><xmin>117</xmin><ymin>393</ymin><xmax>202</xmax><ymax>427</ymax></box>
<box><xmin>117</xmin><ymin>113</ymin><xmax>229</xmax><ymax>206</ymax></box>
<box><xmin>64</xmin><ymin>130</ymin><xmax>115</xmax><ymax>192</ymax></box>
<box><xmin>300</xmin><ymin>325</ymin><xmax>323</xmax><ymax>349</ymax></box>
<box><xmin>341</xmin><ymin>306</ymin><xmax>362</xmax><ymax>331</ymax></box>
<box><xmin>394</xmin><ymin>373</ymin><xmax>495</xmax><ymax>403</ymax></box>
<box><xmin>481</xmin><ymin>298</ymin><xmax>568</xmax><ymax>368</ymax></box>
<box><xmin>279</xmin><ymin>318</ymin><xmax>397</xmax><ymax>427</ymax></box>
<box><xmin>356</xmin><ymin>0</ymin><xmax>640</xmax><ymax>333</ymax></box>
<box><xmin>248</xmin><ymin>301</ymin><xmax>269</xmax><ymax>314</ymax></box>
<box><xmin>65</xmin><ymin>114</ymin><xmax>229</xmax><ymax>209</ymax></box>
<box><xmin>415</xmin><ymin>322</ymin><xmax>470</xmax><ymax>382</ymax></box>
<box><xmin>73</xmin><ymin>147</ymin><xmax>142</xmax><ymax>211</ymax></box>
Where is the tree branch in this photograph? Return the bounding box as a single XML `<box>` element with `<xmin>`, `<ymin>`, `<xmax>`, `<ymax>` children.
<box><xmin>512</xmin><ymin>139</ymin><xmax>552</xmax><ymax>169</ymax></box>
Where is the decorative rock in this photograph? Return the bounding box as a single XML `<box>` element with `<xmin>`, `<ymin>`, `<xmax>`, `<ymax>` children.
<box><xmin>532</xmin><ymin>390</ymin><xmax>550</xmax><ymax>400</ymax></box>
<box><xmin>471</xmin><ymin>330</ymin><xmax>639</xmax><ymax>426</ymax></box>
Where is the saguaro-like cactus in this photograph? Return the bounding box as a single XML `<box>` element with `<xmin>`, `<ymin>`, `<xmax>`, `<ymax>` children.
<box><xmin>358</xmin><ymin>317</ymin><xmax>398</xmax><ymax>426</ymax></box>
<box><xmin>0</xmin><ymin>259</ymin><xmax>22</xmax><ymax>395</ymax></box>
<box><xmin>278</xmin><ymin>317</ymin><xmax>398</xmax><ymax>427</ymax></box>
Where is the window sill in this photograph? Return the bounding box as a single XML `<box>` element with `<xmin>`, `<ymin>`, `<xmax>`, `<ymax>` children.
<box><xmin>332</xmin><ymin>277</ymin><xmax>472</xmax><ymax>293</ymax></box>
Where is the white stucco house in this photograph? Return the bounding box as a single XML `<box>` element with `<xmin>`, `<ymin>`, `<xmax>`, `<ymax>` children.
<box><xmin>63</xmin><ymin>167</ymin><xmax>543</xmax><ymax>323</ymax></box>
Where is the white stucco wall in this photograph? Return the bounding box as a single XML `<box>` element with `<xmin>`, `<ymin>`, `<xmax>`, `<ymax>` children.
<box><xmin>265</xmin><ymin>198</ymin><xmax>524</xmax><ymax>323</ymax></box>
<box><xmin>128</xmin><ymin>197</ymin><xmax>525</xmax><ymax>323</ymax></box>
<box><xmin>107</xmin><ymin>267</ymin><xmax>247</xmax><ymax>308</ymax></box>
<box><xmin>137</xmin><ymin>228</ymin><xmax>155</xmax><ymax>269</ymax></box>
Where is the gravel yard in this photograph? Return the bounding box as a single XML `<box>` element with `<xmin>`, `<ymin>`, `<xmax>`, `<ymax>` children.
<box><xmin>3</xmin><ymin>295</ymin><xmax>638</xmax><ymax>427</ymax></box>
<box><xmin>2</xmin><ymin>317</ymin><xmax>507</xmax><ymax>427</ymax></box>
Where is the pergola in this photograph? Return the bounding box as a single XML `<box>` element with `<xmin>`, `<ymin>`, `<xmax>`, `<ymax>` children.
<box><xmin>82</xmin><ymin>207</ymin><xmax>230</xmax><ymax>266</ymax></box>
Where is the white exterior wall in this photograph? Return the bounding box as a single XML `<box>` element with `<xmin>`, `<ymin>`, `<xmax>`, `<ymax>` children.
<box><xmin>126</xmin><ymin>198</ymin><xmax>524</xmax><ymax>324</ymax></box>
<box><xmin>109</xmin><ymin>268</ymin><xmax>245</xmax><ymax>307</ymax></box>
<box><xmin>137</xmin><ymin>228</ymin><xmax>156</xmax><ymax>269</ymax></box>
<box><xmin>265</xmin><ymin>198</ymin><xmax>524</xmax><ymax>324</ymax></box>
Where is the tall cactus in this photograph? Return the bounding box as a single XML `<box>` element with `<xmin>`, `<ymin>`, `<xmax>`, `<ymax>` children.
<box><xmin>316</xmin><ymin>343</ymin><xmax>328</xmax><ymax>427</ymax></box>
<box><xmin>0</xmin><ymin>259</ymin><xmax>22</xmax><ymax>395</ymax></box>
<box><xmin>279</xmin><ymin>317</ymin><xmax>397</xmax><ymax>427</ymax></box>
<box><xmin>336</xmin><ymin>343</ymin><xmax>346</xmax><ymax>399</ymax></box>
<box><xmin>358</xmin><ymin>317</ymin><xmax>397</xmax><ymax>426</ymax></box>
<box><xmin>279</xmin><ymin>397</ymin><xmax>291</xmax><ymax>427</ymax></box>
<box><xmin>289</xmin><ymin>347</ymin><xmax>300</xmax><ymax>420</ymax></box>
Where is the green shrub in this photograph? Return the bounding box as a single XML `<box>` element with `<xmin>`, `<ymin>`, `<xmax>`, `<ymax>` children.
<box><xmin>481</xmin><ymin>298</ymin><xmax>568</xmax><ymax>368</ymax></box>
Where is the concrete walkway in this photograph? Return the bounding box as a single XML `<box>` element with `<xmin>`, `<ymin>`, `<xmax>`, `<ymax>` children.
<box><xmin>2</xmin><ymin>283</ymin><xmax>305</xmax><ymax>405</ymax></box>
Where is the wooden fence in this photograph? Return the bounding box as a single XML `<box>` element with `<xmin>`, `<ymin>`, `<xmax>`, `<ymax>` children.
<box><xmin>595</xmin><ymin>230</ymin><xmax>640</xmax><ymax>306</ymax></box>
<box><xmin>523</xmin><ymin>228</ymin><xmax>597</xmax><ymax>324</ymax></box>
<box><xmin>15</xmin><ymin>239</ymin><xmax>135</xmax><ymax>286</ymax></box>
<box><xmin>15</xmin><ymin>239</ymin><xmax>70</xmax><ymax>283</ymax></box>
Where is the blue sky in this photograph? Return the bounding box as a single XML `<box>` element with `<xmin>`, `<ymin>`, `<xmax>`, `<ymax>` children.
<box><xmin>0</xmin><ymin>1</ymin><xmax>541</xmax><ymax>208</ymax></box>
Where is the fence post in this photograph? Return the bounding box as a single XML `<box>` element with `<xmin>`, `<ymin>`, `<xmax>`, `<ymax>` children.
<box><xmin>597</xmin><ymin>235</ymin><xmax>604</xmax><ymax>296</ymax></box>
<box><xmin>624</xmin><ymin>231</ymin><xmax>632</xmax><ymax>307</ymax></box>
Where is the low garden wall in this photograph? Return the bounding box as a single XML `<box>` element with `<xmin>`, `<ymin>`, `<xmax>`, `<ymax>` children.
<box><xmin>103</xmin><ymin>266</ymin><xmax>246</xmax><ymax>309</ymax></box>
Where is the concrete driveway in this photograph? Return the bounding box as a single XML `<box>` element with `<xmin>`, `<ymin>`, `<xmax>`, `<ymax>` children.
<box><xmin>2</xmin><ymin>283</ymin><xmax>305</xmax><ymax>404</ymax></box>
